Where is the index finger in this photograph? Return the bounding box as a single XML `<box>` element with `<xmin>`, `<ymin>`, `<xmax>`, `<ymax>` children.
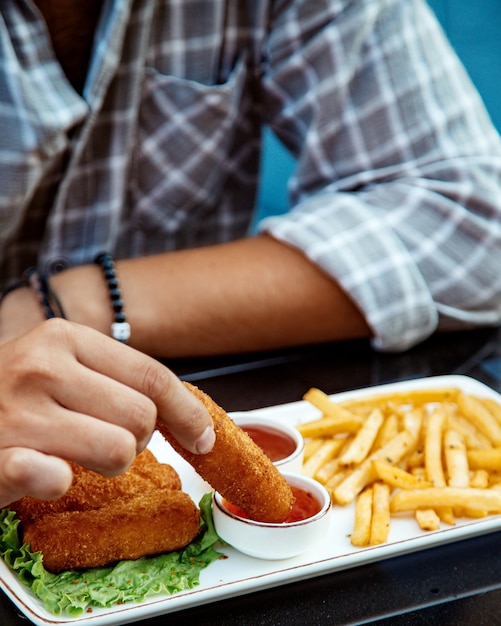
<box><xmin>67</xmin><ymin>322</ymin><xmax>215</xmax><ymax>454</ymax></box>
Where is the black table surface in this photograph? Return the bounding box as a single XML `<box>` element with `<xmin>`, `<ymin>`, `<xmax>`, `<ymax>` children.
<box><xmin>2</xmin><ymin>327</ymin><xmax>501</xmax><ymax>625</ymax></box>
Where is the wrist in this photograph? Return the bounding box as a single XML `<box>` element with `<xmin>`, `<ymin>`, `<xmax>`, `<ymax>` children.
<box><xmin>50</xmin><ymin>265</ymin><xmax>113</xmax><ymax>336</ymax></box>
<box><xmin>0</xmin><ymin>286</ymin><xmax>45</xmax><ymax>342</ymax></box>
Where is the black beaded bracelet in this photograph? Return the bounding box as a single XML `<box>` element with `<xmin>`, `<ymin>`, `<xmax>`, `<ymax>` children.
<box><xmin>45</xmin><ymin>274</ymin><xmax>67</xmax><ymax>319</ymax></box>
<box><xmin>23</xmin><ymin>267</ymin><xmax>57</xmax><ymax>319</ymax></box>
<box><xmin>94</xmin><ymin>252</ymin><xmax>130</xmax><ymax>343</ymax></box>
<box><xmin>1</xmin><ymin>268</ymin><xmax>67</xmax><ymax>320</ymax></box>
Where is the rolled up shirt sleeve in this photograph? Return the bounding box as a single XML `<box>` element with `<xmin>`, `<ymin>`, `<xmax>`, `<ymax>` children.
<box><xmin>258</xmin><ymin>0</ymin><xmax>501</xmax><ymax>352</ymax></box>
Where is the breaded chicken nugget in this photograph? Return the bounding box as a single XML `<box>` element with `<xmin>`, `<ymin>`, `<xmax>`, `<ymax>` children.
<box><xmin>24</xmin><ymin>490</ymin><xmax>200</xmax><ymax>573</ymax></box>
<box><xmin>130</xmin><ymin>448</ymin><xmax>157</xmax><ymax>466</ymax></box>
<box><xmin>156</xmin><ymin>382</ymin><xmax>294</xmax><ymax>523</ymax></box>
<box><xmin>12</xmin><ymin>450</ymin><xmax>181</xmax><ymax>524</ymax></box>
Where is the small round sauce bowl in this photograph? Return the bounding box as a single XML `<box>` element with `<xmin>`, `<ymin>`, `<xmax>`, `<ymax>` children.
<box><xmin>230</xmin><ymin>413</ymin><xmax>304</xmax><ymax>473</ymax></box>
<box><xmin>212</xmin><ymin>472</ymin><xmax>331</xmax><ymax>560</ymax></box>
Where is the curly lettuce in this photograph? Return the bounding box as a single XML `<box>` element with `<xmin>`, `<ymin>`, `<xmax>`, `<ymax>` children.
<box><xmin>0</xmin><ymin>493</ymin><xmax>222</xmax><ymax>616</ymax></box>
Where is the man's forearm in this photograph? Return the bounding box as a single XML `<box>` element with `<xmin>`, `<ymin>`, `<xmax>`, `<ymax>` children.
<box><xmin>50</xmin><ymin>235</ymin><xmax>371</xmax><ymax>357</ymax></box>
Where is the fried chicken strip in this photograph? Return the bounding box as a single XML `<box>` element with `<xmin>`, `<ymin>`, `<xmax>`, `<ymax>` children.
<box><xmin>24</xmin><ymin>490</ymin><xmax>200</xmax><ymax>573</ymax></box>
<box><xmin>11</xmin><ymin>450</ymin><xmax>182</xmax><ymax>524</ymax></box>
<box><xmin>156</xmin><ymin>382</ymin><xmax>294</xmax><ymax>523</ymax></box>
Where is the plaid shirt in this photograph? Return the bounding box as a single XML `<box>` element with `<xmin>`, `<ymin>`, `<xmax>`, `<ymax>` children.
<box><xmin>1</xmin><ymin>0</ymin><xmax>501</xmax><ymax>351</ymax></box>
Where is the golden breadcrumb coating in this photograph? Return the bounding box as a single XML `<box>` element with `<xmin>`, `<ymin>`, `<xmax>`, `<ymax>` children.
<box><xmin>10</xmin><ymin>449</ymin><xmax>200</xmax><ymax>572</ymax></box>
<box><xmin>11</xmin><ymin>449</ymin><xmax>181</xmax><ymax>524</ymax></box>
<box><xmin>23</xmin><ymin>490</ymin><xmax>200</xmax><ymax>572</ymax></box>
<box><xmin>156</xmin><ymin>382</ymin><xmax>294</xmax><ymax>523</ymax></box>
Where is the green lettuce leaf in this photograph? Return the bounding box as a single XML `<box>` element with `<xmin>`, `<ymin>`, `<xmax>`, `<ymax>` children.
<box><xmin>0</xmin><ymin>493</ymin><xmax>222</xmax><ymax>616</ymax></box>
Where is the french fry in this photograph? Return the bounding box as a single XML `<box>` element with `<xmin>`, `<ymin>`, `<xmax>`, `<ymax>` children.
<box><xmin>315</xmin><ymin>437</ymin><xmax>352</xmax><ymax>483</ymax></box>
<box><xmin>442</xmin><ymin>401</ymin><xmax>460</xmax><ymax>419</ymax></box>
<box><xmin>302</xmin><ymin>388</ymin><xmax>362</xmax><ymax>421</ymax></box>
<box><xmin>390</xmin><ymin>487</ymin><xmax>501</xmax><ymax>514</ymax></box>
<box><xmin>424</xmin><ymin>408</ymin><xmax>446</xmax><ymax>487</ymax></box>
<box><xmin>489</xmin><ymin>471</ymin><xmax>501</xmax><ymax>486</ymax></box>
<box><xmin>415</xmin><ymin>509</ymin><xmax>441</xmax><ymax>531</ymax></box>
<box><xmin>444</xmin><ymin>429</ymin><xmax>469</xmax><ymax>488</ymax></box>
<box><xmin>445</xmin><ymin>414</ymin><xmax>492</xmax><ymax>450</ymax></box>
<box><xmin>315</xmin><ymin>458</ymin><xmax>342</xmax><ymax>484</ymax></box>
<box><xmin>303</xmin><ymin>438</ymin><xmax>326</xmax><ymax>462</ymax></box>
<box><xmin>463</xmin><ymin>508</ymin><xmax>489</xmax><ymax>518</ymax></box>
<box><xmin>467</xmin><ymin>447</ymin><xmax>501</xmax><ymax>471</ymax></box>
<box><xmin>372</xmin><ymin>460</ymin><xmax>431</xmax><ymax>490</ymax></box>
<box><xmin>334</xmin><ymin>431</ymin><xmax>414</xmax><ymax>505</ymax></box>
<box><xmin>402</xmin><ymin>409</ymin><xmax>424</xmax><ymax>442</ymax></box>
<box><xmin>435</xmin><ymin>506</ymin><xmax>455</xmax><ymax>526</ymax></box>
<box><xmin>325</xmin><ymin>468</ymin><xmax>349</xmax><ymax>494</ymax></box>
<box><xmin>470</xmin><ymin>469</ymin><xmax>489</xmax><ymax>489</ymax></box>
<box><xmin>456</xmin><ymin>393</ymin><xmax>501</xmax><ymax>446</ymax></box>
<box><xmin>370</xmin><ymin>482</ymin><xmax>391</xmax><ymax>545</ymax></box>
<box><xmin>424</xmin><ymin>409</ymin><xmax>456</xmax><ymax>523</ymax></box>
<box><xmin>350</xmin><ymin>487</ymin><xmax>373</xmax><ymax>547</ymax></box>
<box><xmin>338</xmin><ymin>408</ymin><xmax>384</xmax><ymax>467</ymax></box>
<box><xmin>481</xmin><ymin>398</ymin><xmax>501</xmax><ymax>427</ymax></box>
<box><xmin>302</xmin><ymin>439</ymin><xmax>344</xmax><ymax>478</ymax></box>
<box><xmin>340</xmin><ymin>388</ymin><xmax>459</xmax><ymax>411</ymax></box>
<box><xmin>406</xmin><ymin>449</ymin><xmax>425</xmax><ymax>469</ymax></box>
<box><xmin>410</xmin><ymin>467</ymin><xmax>427</xmax><ymax>480</ymax></box>
<box><xmin>372</xmin><ymin>414</ymin><xmax>399</xmax><ymax>450</ymax></box>
<box><xmin>299</xmin><ymin>384</ymin><xmax>501</xmax><ymax>546</ymax></box>
<box><xmin>297</xmin><ymin>414</ymin><xmax>363</xmax><ymax>438</ymax></box>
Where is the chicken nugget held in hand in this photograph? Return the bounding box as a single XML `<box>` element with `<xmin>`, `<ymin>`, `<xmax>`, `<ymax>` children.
<box><xmin>156</xmin><ymin>383</ymin><xmax>294</xmax><ymax>523</ymax></box>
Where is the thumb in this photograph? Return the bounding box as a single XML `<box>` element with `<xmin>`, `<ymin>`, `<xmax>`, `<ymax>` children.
<box><xmin>0</xmin><ymin>448</ymin><xmax>73</xmax><ymax>507</ymax></box>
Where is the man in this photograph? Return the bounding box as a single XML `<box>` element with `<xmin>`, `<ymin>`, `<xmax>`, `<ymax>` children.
<box><xmin>1</xmin><ymin>0</ymin><xmax>501</xmax><ymax>359</ymax></box>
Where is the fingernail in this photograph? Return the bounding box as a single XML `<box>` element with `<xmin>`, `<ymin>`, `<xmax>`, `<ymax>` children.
<box><xmin>195</xmin><ymin>426</ymin><xmax>216</xmax><ymax>454</ymax></box>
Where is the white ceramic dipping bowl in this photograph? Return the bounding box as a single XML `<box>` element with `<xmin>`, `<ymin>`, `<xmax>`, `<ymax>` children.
<box><xmin>212</xmin><ymin>472</ymin><xmax>331</xmax><ymax>560</ymax></box>
<box><xmin>230</xmin><ymin>413</ymin><xmax>305</xmax><ymax>474</ymax></box>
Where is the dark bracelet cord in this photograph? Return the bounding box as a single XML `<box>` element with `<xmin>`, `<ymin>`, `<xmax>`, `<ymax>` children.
<box><xmin>23</xmin><ymin>268</ymin><xmax>58</xmax><ymax>319</ymax></box>
<box><xmin>1</xmin><ymin>269</ymin><xmax>66</xmax><ymax>320</ymax></box>
<box><xmin>94</xmin><ymin>252</ymin><xmax>130</xmax><ymax>343</ymax></box>
<box><xmin>45</xmin><ymin>275</ymin><xmax>67</xmax><ymax>319</ymax></box>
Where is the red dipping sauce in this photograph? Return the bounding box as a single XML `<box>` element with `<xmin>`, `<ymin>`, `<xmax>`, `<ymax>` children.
<box><xmin>241</xmin><ymin>425</ymin><xmax>297</xmax><ymax>462</ymax></box>
<box><xmin>223</xmin><ymin>485</ymin><xmax>322</xmax><ymax>523</ymax></box>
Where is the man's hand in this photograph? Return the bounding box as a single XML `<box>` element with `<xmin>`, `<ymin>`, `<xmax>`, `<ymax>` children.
<box><xmin>0</xmin><ymin>319</ymin><xmax>214</xmax><ymax>507</ymax></box>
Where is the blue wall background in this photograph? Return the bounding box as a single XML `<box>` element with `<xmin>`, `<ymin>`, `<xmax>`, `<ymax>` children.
<box><xmin>255</xmin><ymin>0</ymin><xmax>501</xmax><ymax>221</ymax></box>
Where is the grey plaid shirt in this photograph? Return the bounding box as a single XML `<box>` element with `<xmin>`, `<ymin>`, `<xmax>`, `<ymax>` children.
<box><xmin>1</xmin><ymin>0</ymin><xmax>501</xmax><ymax>351</ymax></box>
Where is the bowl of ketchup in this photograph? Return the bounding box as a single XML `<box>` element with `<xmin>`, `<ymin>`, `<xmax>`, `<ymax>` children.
<box><xmin>212</xmin><ymin>472</ymin><xmax>331</xmax><ymax>560</ymax></box>
<box><xmin>230</xmin><ymin>414</ymin><xmax>305</xmax><ymax>473</ymax></box>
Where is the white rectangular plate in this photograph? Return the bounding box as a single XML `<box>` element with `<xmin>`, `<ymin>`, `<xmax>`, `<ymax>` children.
<box><xmin>2</xmin><ymin>375</ymin><xmax>501</xmax><ymax>625</ymax></box>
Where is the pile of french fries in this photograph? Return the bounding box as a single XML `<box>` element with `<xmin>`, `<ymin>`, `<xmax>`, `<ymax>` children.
<box><xmin>298</xmin><ymin>386</ymin><xmax>501</xmax><ymax>547</ymax></box>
